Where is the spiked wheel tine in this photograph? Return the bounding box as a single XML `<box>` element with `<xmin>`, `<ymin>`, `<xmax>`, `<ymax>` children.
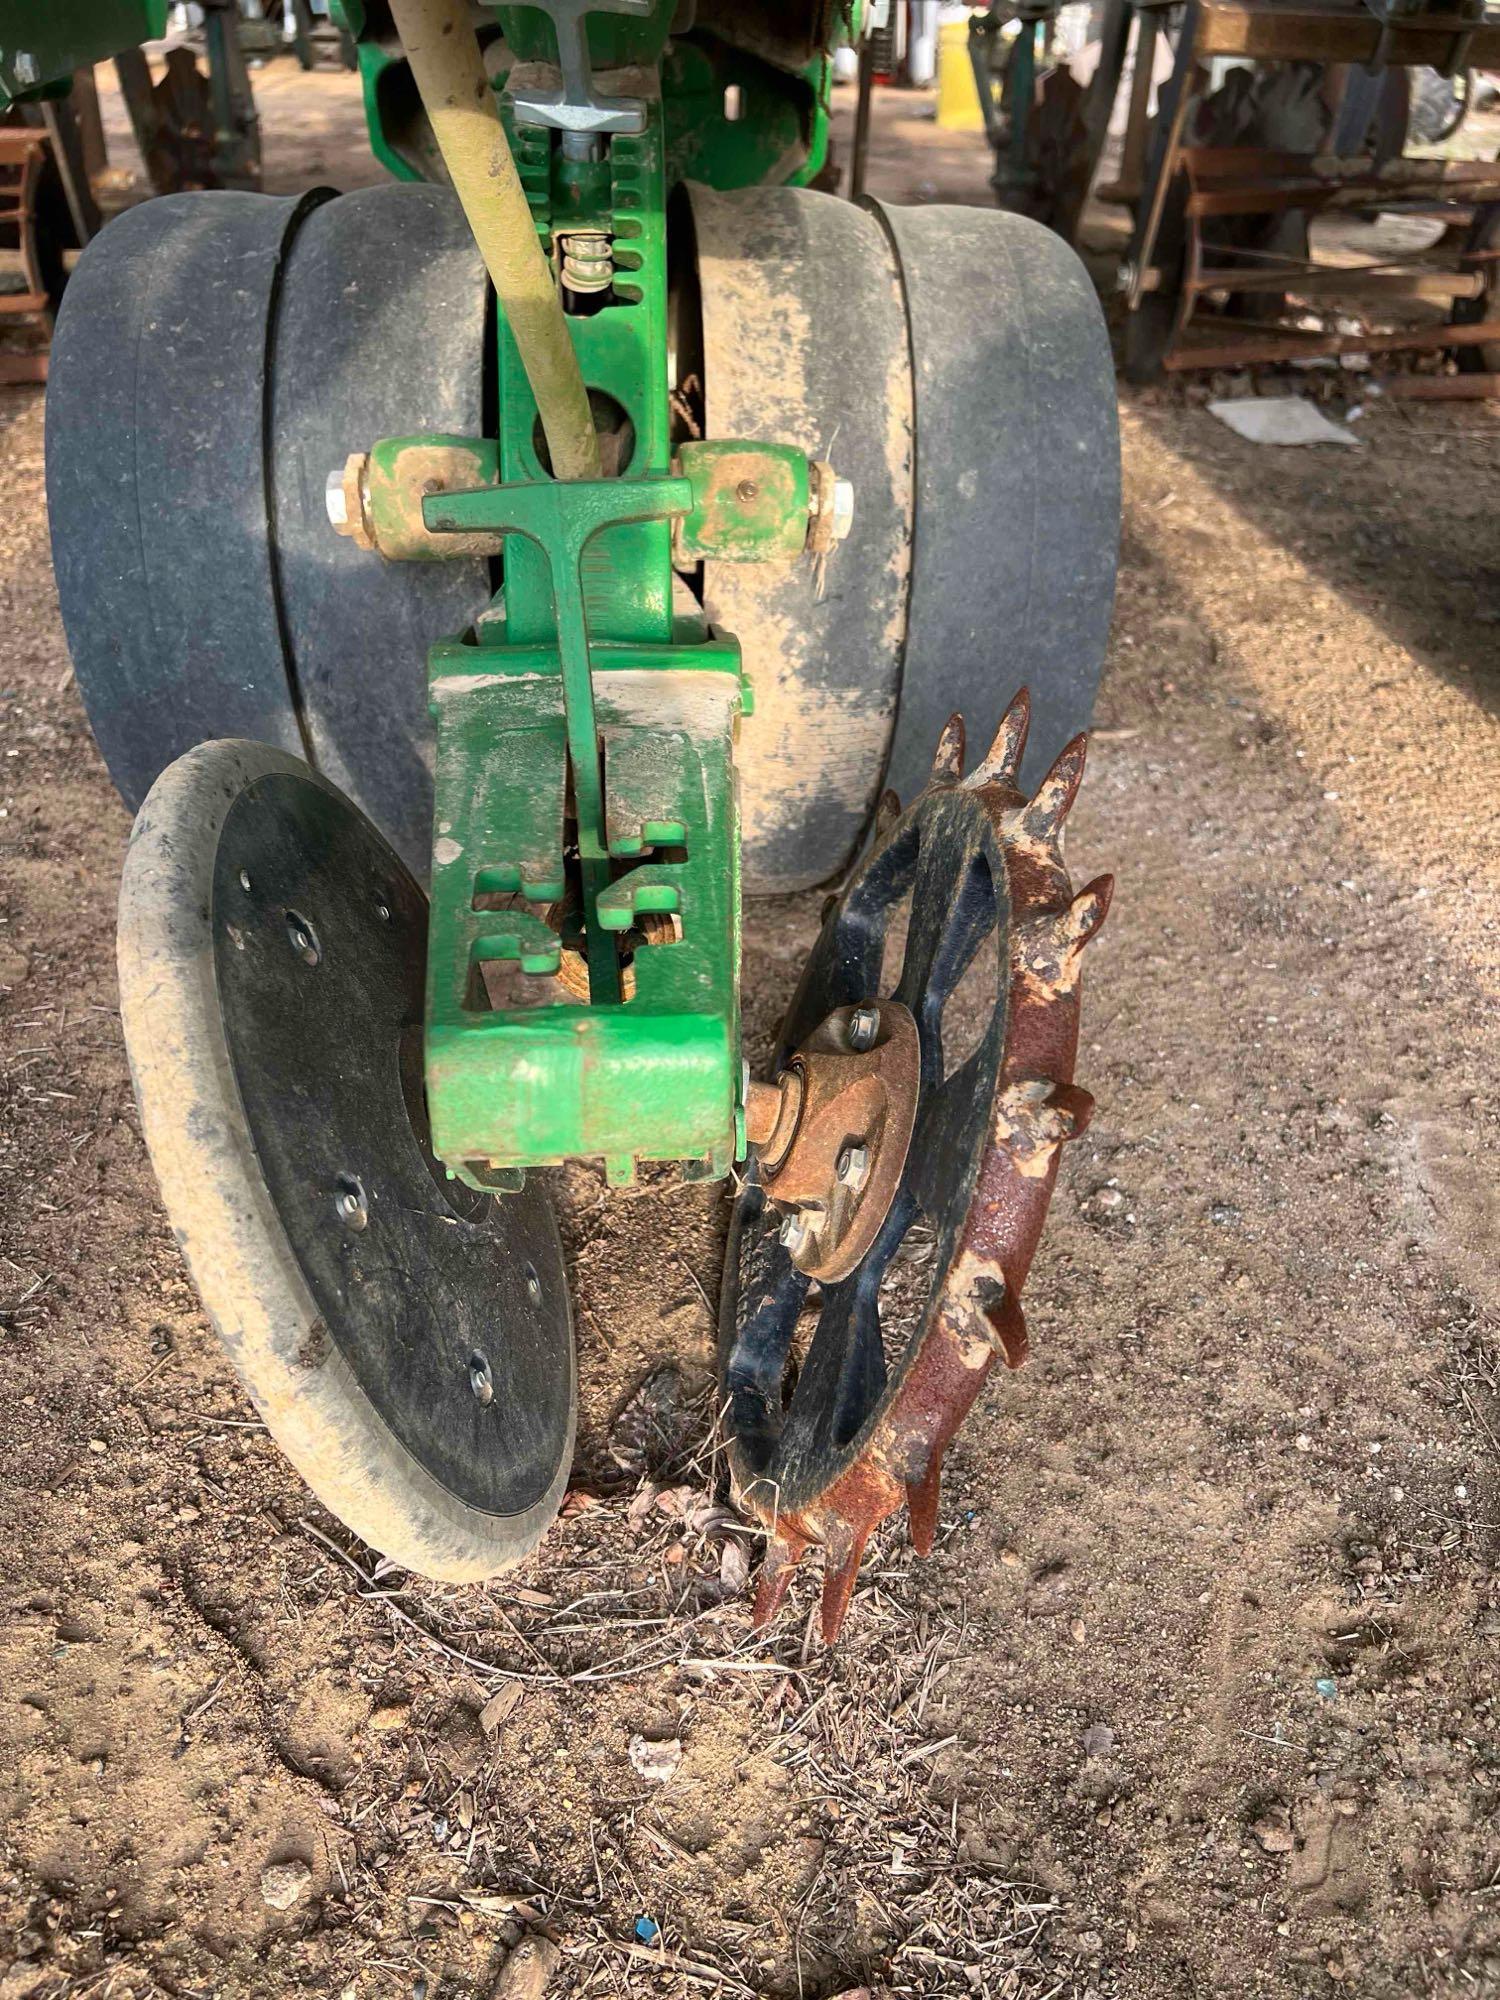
<box><xmin>1049</xmin><ymin>1081</ymin><xmax>1096</xmax><ymax>1141</ymax></box>
<box><xmin>966</xmin><ymin>686</ymin><xmax>1032</xmax><ymax>791</ymax></box>
<box><xmin>752</xmin><ymin>1533</ymin><xmax>805</xmax><ymax>1629</ymax></box>
<box><xmin>1069</xmin><ymin>873</ymin><xmax>1115</xmax><ymax>948</ymax></box>
<box><xmin>906</xmin><ymin>1458</ymin><xmax>943</xmax><ymax>1557</ymax></box>
<box><xmin>1019</xmin><ymin>733</ymin><xmax>1088</xmax><ymax>846</ymax></box>
<box><xmin>931</xmin><ymin>714</ymin><xmax>965</xmax><ymax>786</ymax></box>
<box><xmin>721</xmin><ymin>680</ymin><xmax>1110</xmax><ymax>1643</ymax></box>
<box><xmin>819</xmin><ymin>1523</ymin><xmax>874</xmax><ymax>1643</ymax></box>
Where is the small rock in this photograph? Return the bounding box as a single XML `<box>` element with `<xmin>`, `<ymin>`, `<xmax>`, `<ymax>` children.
<box><xmin>1252</xmin><ymin>1808</ymin><xmax>1296</xmax><ymax>1855</ymax></box>
<box><xmin>369</xmin><ymin>1702</ymin><xmax>410</xmax><ymax>1733</ymax></box>
<box><xmin>628</xmin><ymin>1733</ymin><xmax>683</xmax><ymax>1783</ymax></box>
<box><xmin>490</xmin><ymin>1934</ymin><xmax>561</xmax><ymax>2000</ymax></box>
<box><xmin>259</xmin><ymin>1858</ymin><xmax>312</xmax><ymax>1910</ymax></box>
<box><xmin>1081</xmin><ymin>1723</ymin><xmax>1116</xmax><ymax>1760</ymax></box>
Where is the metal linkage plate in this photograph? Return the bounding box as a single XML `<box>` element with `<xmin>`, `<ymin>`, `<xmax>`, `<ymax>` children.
<box><xmin>118</xmin><ymin>741</ymin><xmax>575</xmax><ymax>1579</ymax></box>
<box><xmin>720</xmin><ymin>693</ymin><xmax>1112</xmax><ymax>1640</ymax></box>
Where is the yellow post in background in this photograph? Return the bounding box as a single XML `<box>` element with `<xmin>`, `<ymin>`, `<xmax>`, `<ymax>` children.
<box><xmin>936</xmin><ymin>14</ymin><xmax>986</xmax><ymax>130</ymax></box>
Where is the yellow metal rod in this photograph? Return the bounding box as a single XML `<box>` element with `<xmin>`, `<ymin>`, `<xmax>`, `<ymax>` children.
<box><xmin>387</xmin><ymin>0</ymin><xmax>601</xmax><ymax>481</ymax></box>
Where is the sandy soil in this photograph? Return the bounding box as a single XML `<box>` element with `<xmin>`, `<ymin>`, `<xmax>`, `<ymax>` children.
<box><xmin>3</xmin><ymin>63</ymin><xmax>1500</xmax><ymax>2000</ymax></box>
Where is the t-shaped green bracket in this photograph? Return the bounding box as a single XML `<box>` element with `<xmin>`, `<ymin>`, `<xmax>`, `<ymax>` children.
<box><xmin>426</xmin><ymin>472</ymin><xmax>693</xmax><ymax>1005</ymax></box>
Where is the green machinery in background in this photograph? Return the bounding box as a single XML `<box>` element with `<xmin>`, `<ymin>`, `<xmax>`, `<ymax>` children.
<box><xmin>24</xmin><ymin>0</ymin><xmax>1121</xmax><ymax>1637</ymax></box>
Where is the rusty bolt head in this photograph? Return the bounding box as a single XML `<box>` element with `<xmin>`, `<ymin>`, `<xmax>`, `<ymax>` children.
<box><xmin>848</xmin><ymin>1006</ymin><xmax>880</xmax><ymax>1052</ymax></box>
<box><xmin>836</xmin><ymin>1143</ymin><xmax>871</xmax><ymax>1190</ymax></box>
<box><xmin>326</xmin><ymin>453</ymin><xmax>375</xmax><ymax>549</ymax></box>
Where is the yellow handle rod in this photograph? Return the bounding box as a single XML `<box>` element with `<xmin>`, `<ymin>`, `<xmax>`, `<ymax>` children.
<box><xmin>387</xmin><ymin>0</ymin><xmax>602</xmax><ymax>481</ymax></box>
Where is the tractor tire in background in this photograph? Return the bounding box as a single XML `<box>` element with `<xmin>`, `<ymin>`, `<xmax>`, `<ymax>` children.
<box><xmin>685</xmin><ymin>184</ymin><xmax>1119</xmax><ymax>892</ymax></box>
<box><xmin>46</xmin><ymin>182</ymin><xmax>491</xmax><ymax>878</ymax></box>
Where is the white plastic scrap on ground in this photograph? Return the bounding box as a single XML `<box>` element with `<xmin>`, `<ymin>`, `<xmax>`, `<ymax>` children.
<box><xmin>1206</xmin><ymin>396</ymin><xmax>1361</xmax><ymax>448</ymax></box>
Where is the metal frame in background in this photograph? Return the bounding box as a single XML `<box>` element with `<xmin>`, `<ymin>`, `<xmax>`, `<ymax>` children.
<box><xmin>1113</xmin><ymin>0</ymin><xmax>1500</xmax><ymax>375</ymax></box>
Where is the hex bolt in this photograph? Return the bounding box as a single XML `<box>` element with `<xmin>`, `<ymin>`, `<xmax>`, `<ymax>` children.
<box><xmin>285</xmin><ymin>911</ymin><xmax>320</xmax><ymax>967</ymax></box>
<box><xmin>836</xmin><ymin>1143</ymin><xmax>871</xmax><ymax>1191</ymax></box>
<box><xmin>469</xmin><ymin>1351</ymin><xmax>495</xmax><ymax>1406</ymax></box>
<box><xmin>335</xmin><ymin>1177</ymin><xmax>368</xmax><ymax>1231</ymax></box>
<box><xmin>736</xmin><ymin>478</ymin><xmax>759</xmax><ymax>504</ymax></box>
<box><xmin>778</xmin><ymin>1210</ymin><xmax>814</xmax><ymax>1258</ymax></box>
<box><xmin>324</xmin><ymin>466</ymin><xmax>349</xmax><ymax>528</ymax></box>
<box><xmin>326</xmin><ymin>453</ymin><xmax>375</xmax><ymax>549</ymax></box>
<box><xmin>848</xmin><ymin>1006</ymin><xmax>880</xmax><ymax>1052</ymax></box>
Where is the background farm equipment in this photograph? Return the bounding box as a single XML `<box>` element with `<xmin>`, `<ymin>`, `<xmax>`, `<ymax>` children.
<box><xmin>7</xmin><ymin>0</ymin><xmax>1120</xmax><ymax>1637</ymax></box>
<box><xmin>958</xmin><ymin>0</ymin><xmax>1500</xmax><ymax>383</ymax></box>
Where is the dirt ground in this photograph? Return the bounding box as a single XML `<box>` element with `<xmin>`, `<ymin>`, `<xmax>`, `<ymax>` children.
<box><xmin>3</xmin><ymin>62</ymin><xmax>1500</xmax><ymax>2000</ymax></box>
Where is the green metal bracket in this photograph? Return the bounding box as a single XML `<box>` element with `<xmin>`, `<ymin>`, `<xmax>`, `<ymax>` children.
<box><xmin>421</xmin><ymin>467</ymin><xmax>746</xmax><ymax>1190</ymax></box>
<box><xmin>427</xmin><ymin>474</ymin><xmax>692</xmax><ymax>882</ymax></box>
<box><xmin>675</xmin><ymin>440</ymin><xmax>812</xmax><ymax>564</ymax></box>
<box><xmin>0</xmin><ymin>0</ymin><xmax>167</xmax><ymax>107</ymax></box>
<box><xmin>424</xmin><ymin>638</ymin><xmax>745</xmax><ymax>1190</ymax></box>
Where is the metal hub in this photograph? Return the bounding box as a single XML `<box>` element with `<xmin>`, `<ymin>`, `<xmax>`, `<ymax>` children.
<box><xmin>746</xmin><ymin>1000</ymin><xmax>920</xmax><ymax>1284</ymax></box>
<box><xmin>719</xmin><ymin>691</ymin><xmax>1112</xmax><ymax>1641</ymax></box>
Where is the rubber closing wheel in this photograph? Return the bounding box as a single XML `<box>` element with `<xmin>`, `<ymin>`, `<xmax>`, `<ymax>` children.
<box><xmin>684</xmin><ymin>187</ymin><xmax>1118</xmax><ymax>889</ymax></box>
<box><xmin>118</xmin><ymin>741</ymin><xmax>575</xmax><ymax>1579</ymax></box>
<box><xmin>47</xmin><ymin>192</ymin><xmax>323</xmax><ymax>802</ymax></box>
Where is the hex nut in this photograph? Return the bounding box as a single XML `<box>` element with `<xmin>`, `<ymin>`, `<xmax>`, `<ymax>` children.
<box><xmin>848</xmin><ymin>1006</ymin><xmax>880</xmax><ymax>1051</ymax></box>
<box><xmin>326</xmin><ymin>452</ymin><xmax>375</xmax><ymax>549</ymax></box>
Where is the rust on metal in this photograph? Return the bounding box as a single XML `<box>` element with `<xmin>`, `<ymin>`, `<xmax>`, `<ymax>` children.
<box><xmin>725</xmin><ymin>688</ymin><xmax>1114</xmax><ymax>1642</ymax></box>
<box><xmin>749</xmin><ymin>1001</ymin><xmax>920</xmax><ymax>1284</ymax></box>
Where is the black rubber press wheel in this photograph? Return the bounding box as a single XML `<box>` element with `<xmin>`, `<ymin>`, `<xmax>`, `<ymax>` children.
<box><xmin>871</xmin><ymin>201</ymin><xmax>1120</xmax><ymax>811</ymax></box>
<box><xmin>118</xmin><ymin>741</ymin><xmax>575</xmax><ymax>1578</ymax></box>
<box><xmin>682</xmin><ymin>185</ymin><xmax>1118</xmax><ymax>891</ymax></box>
<box><xmin>47</xmin><ymin>183</ymin><xmax>490</xmax><ymax>877</ymax></box>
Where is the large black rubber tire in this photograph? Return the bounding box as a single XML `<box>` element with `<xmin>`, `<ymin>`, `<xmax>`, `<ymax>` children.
<box><xmin>118</xmin><ymin>739</ymin><xmax>575</xmax><ymax>1579</ymax></box>
<box><xmin>685</xmin><ymin>182</ymin><xmax>914</xmax><ymax>896</ymax></box>
<box><xmin>685</xmin><ymin>186</ymin><xmax>1119</xmax><ymax>891</ymax></box>
<box><xmin>48</xmin><ymin>192</ymin><xmax>320</xmax><ymax>801</ymax></box>
<box><xmin>871</xmin><ymin>201</ymin><xmax>1120</xmax><ymax>809</ymax></box>
<box><xmin>269</xmin><ymin>186</ymin><xmax>491</xmax><ymax>872</ymax></box>
<box><xmin>47</xmin><ymin>183</ymin><xmax>491</xmax><ymax>877</ymax></box>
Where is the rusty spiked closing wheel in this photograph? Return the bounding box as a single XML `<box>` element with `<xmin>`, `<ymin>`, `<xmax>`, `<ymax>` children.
<box><xmin>720</xmin><ymin>691</ymin><xmax>1112</xmax><ymax>1641</ymax></box>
